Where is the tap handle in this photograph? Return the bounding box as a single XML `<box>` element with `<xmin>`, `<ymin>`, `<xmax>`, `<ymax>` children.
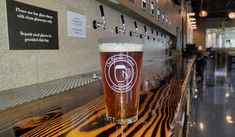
<box><xmin>144</xmin><ymin>25</ymin><xmax>147</xmax><ymax>32</ymax></box>
<box><xmin>151</xmin><ymin>28</ymin><xmax>154</xmax><ymax>34</ymax></box>
<box><xmin>121</xmin><ymin>15</ymin><xmax>125</xmax><ymax>25</ymax></box>
<box><xmin>99</xmin><ymin>5</ymin><xmax>104</xmax><ymax>17</ymax></box>
<box><xmin>134</xmin><ymin>21</ymin><xmax>137</xmax><ymax>29</ymax></box>
<box><xmin>156</xmin><ymin>30</ymin><xmax>159</xmax><ymax>36</ymax></box>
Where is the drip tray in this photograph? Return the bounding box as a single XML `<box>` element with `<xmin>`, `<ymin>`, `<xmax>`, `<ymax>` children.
<box><xmin>0</xmin><ymin>74</ymin><xmax>102</xmax><ymax>111</ymax></box>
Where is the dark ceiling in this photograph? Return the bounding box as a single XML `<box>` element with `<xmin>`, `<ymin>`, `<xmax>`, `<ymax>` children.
<box><xmin>191</xmin><ymin>0</ymin><xmax>235</xmax><ymax>20</ymax></box>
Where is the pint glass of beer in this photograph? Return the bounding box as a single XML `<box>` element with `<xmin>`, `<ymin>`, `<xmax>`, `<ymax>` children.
<box><xmin>99</xmin><ymin>37</ymin><xmax>143</xmax><ymax>124</ymax></box>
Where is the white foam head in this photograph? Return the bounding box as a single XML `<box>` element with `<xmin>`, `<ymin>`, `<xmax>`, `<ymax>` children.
<box><xmin>99</xmin><ymin>43</ymin><xmax>143</xmax><ymax>52</ymax></box>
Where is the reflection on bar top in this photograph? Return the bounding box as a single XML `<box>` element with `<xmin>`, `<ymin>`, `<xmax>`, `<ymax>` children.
<box><xmin>21</xmin><ymin>57</ymin><xmax>196</xmax><ymax>137</ymax></box>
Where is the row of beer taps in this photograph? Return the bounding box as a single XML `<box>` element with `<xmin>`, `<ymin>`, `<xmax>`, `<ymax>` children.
<box><xmin>93</xmin><ymin>5</ymin><xmax>172</xmax><ymax>45</ymax></box>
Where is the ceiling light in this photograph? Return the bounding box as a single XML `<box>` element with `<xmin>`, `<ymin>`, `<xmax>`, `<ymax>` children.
<box><xmin>228</xmin><ymin>12</ymin><xmax>235</xmax><ymax>19</ymax></box>
<box><xmin>199</xmin><ymin>10</ymin><xmax>208</xmax><ymax>17</ymax></box>
<box><xmin>225</xmin><ymin>92</ymin><xmax>230</xmax><ymax>97</ymax></box>
<box><xmin>190</xmin><ymin>18</ymin><xmax>196</xmax><ymax>21</ymax></box>
<box><xmin>226</xmin><ymin>115</ymin><xmax>234</xmax><ymax>124</ymax></box>
<box><xmin>198</xmin><ymin>46</ymin><xmax>202</xmax><ymax>50</ymax></box>
<box><xmin>199</xmin><ymin>0</ymin><xmax>207</xmax><ymax>17</ymax></box>
<box><xmin>191</xmin><ymin>21</ymin><xmax>196</xmax><ymax>24</ymax></box>
<box><xmin>199</xmin><ymin>122</ymin><xmax>204</xmax><ymax>130</ymax></box>
<box><xmin>188</xmin><ymin>12</ymin><xmax>195</xmax><ymax>16</ymax></box>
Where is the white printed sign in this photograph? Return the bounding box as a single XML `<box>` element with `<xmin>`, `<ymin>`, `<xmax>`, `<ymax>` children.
<box><xmin>67</xmin><ymin>11</ymin><xmax>86</xmax><ymax>38</ymax></box>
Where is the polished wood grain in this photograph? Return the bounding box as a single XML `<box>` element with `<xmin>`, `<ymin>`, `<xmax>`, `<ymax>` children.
<box><xmin>21</xmin><ymin>58</ymin><xmax>195</xmax><ymax>137</ymax></box>
<box><xmin>14</xmin><ymin>108</ymin><xmax>63</xmax><ymax>136</ymax></box>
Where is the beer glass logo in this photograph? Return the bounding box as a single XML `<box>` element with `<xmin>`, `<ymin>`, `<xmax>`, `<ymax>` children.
<box><xmin>105</xmin><ymin>54</ymin><xmax>138</xmax><ymax>93</ymax></box>
<box><xmin>114</xmin><ymin>65</ymin><xmax>131</xmax><ymax>84</ymax></box>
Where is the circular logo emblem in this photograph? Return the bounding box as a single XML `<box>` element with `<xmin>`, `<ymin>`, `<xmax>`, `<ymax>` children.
<box><xmin>105</xmin><ymin>54</ymin><xmax>138</xmax><ymax>93</ymax></box>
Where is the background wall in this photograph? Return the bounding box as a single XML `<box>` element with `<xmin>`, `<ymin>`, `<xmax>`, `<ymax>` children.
<box><xmin>193</xmin><ymin>20</ymin><xmax>235</xmax><ymax>49</ymax></box>
<box><xmin>0</xmin><ymin>0</ymin><xmax>172</xmax><ymax>91</ymax></box>
<box><xmin>193</xmin><ymin>27</ymin><xmax>206</xmax><ymax>48</ymax></box>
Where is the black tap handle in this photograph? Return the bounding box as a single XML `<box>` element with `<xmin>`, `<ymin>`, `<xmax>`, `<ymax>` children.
<box><xmin>156</xmin><ymin>30</ymin><xmax>159</xmax><ymax>36</ymax></box>
<box><xmin>99</xmin><ymin>5</ymin><xmax>104</xmax><ymax>17</ymax></box>
<box><xmin>121</xmin><ymin>15</ymin><xmax>125</xmax><ymax>24</ymax></box>
<box><xmin>134</xmin><ymin>21</ymin><xmax>137</xmax><ymax>29</ymax></box>
<box><xmin>151</xmin><ymin>28</ymin><xmax>154</xmax><ymax>34</ymax></box>
<box><xmin>144</xmin><ymin>26</ymin><xmax>147</xmax><ymax>32</ymax></box>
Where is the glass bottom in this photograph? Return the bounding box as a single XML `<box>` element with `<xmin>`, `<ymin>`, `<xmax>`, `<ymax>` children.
<box><xmin>106</xmin><ymin>115</ymin><xmax>138</xmax><ymax>124</ymax></box>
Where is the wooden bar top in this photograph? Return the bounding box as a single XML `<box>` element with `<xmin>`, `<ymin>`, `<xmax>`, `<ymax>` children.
<box><xmin>21</xmin><ymin>57</ymin><xmax>195</xmax><ymax>137</ymax></box>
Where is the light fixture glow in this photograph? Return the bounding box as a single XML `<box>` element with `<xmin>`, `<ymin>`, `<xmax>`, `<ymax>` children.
<box><xmin>199</xmin><ymin>122</ymin><xmax>204</xmax><ymax>130</ymax></box>
<box><xmin>198</xmin><ymin>46</ymin><xmax>202</xmax><ymax>50</ymax></box>
<box><xmin>225</xmin><ymin>92</ymin><xmax>230</xmax><ymax>98</ymax></box>
<box><xmin>188</xmin><ymin>12</ymin><xmax>195</xmax><ymax>16</ymax></box>
<box><xmin>191</xmin><ymin>21</ymin><xmax>196</xmax><ymax>24</ymax></box>
<box><xmin>226</xmin><ymin>115</ymin><xmax>234</xmax><ymax>124</ymax></box>
<box><xmin>190</xmin><ymin>18</ymin><xmax>196</xmax><ymax>21</ymax></box>
<box><xmin>199</xmin><ymin>10</ymin><xmax>208</xmax><ymax>17</ymax></box>
<box><xmin>228</xmin><ymin>12</ymin><xmax>235</xmax><ymax>19</ymax></box>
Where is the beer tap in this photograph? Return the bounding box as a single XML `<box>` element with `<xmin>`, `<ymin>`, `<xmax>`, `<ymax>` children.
<box><xmin>169</xmin><ymin>39</ymin><xmax>173</xmax><ymax>56</ymax></box>
<box><xmin>169</xmin><ymin>39</ymin><xmax>173</xmax><ymax>45</ymax></box>
<box><xmin>160</xmin><ymin>32</ymin><xmax>164</xmax><ymax>43</ymax></box>
<box><xmin>156</xmin><ymin>31</ymin><xmax>160</xmax><ymax>42</ymax></box>
<box><xmin>151</xmin><ymin>28</ymin><xmax>156</xmax><ymax>41</ymax></box>
<box><xmin>130</xmin><ymin>21</ymin><xmax>139</xmax><ymax>37</ymax></box>
<box><xmin>115</xmin><ymin>15</ymin><xmax>126</xmax><ymax>34</ymax></box>
<box><xmin>141</xmin><ymin>25</ymin><xmax>150</xmax><ymax>39</ymax></box>
<box><xmin>93</xmin><ymin>5</ymin><xmax>106</xmax><ymax>30</ymax></box>
<box><xmin>165</xmin><ymin>35</ymin><xmax>168</xmax><ymax>55</ymax></box>
<box><xmin>166</xmin><ymin>35</ymin><xmax>173</xmax><ymax>45</ymax></box>
<box><xmin>159</xmin><ymin>32</ymin><xmax>163</xmax><ymax>42</ymax></box>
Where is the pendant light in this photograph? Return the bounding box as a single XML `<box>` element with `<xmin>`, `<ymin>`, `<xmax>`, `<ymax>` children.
<box><xmin>228</xmin><ymin>12</ymin><xmax>235</xmax><ymax>19</ymax></box>
<box><xmin>199</xmin><ymin>0</ymin><xmax>208</xmax><ymax>17</ymax></box>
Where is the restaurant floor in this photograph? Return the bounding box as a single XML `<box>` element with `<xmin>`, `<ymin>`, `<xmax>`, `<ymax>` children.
<box><xmin>190</xmin><ymin>57</ymin><xmax>235</xmax><ymax>137</ymax></box>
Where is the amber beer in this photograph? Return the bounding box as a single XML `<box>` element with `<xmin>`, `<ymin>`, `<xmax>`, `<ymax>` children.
<box><xmin>99</xmin><ymin>37</ymin><xmax>143</xmax><ymax>124</ymax></box>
